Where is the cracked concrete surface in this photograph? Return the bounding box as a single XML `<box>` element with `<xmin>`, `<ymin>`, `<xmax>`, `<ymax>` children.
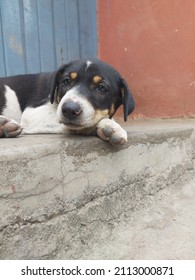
<box><xmin>0</xmin><ymin>119</ymin><xmax>195</xmax><ymax>259</ymax></box>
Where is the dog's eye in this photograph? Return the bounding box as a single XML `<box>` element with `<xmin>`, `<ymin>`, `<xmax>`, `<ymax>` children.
<box><xmin>63</xmin><ymin>77</ymin><xmax>72</xmax><ymax>86</ymax></box>
<box><xmin>96</xmin><ymin>84</ymin><xmax>107</xmax><ymax>93</ymax></box>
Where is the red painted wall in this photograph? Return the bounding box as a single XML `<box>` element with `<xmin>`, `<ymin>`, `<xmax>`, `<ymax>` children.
<box><xmin>97</xmin><ymin>0</ymin><xmax>195</xmax><ymax>118</ymax></box>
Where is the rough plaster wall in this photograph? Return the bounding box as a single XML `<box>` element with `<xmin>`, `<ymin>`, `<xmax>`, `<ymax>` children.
<box><xmin>0</xmin><ymin>125</ymin><xmax>194</xmax><ymax>259</ymax></box>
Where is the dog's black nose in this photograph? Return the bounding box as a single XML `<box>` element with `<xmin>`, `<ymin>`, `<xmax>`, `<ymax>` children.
<box><xmin>62</xmin><ymin>101</ymin><xmax>82</xmax><ymax>119</ymax></box>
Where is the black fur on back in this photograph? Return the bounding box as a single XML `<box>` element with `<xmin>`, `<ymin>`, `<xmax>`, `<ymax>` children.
<box><xmin>0</xmin><ymin>73</ymin><xmax>51</xmax><ymax>112</ymax></box>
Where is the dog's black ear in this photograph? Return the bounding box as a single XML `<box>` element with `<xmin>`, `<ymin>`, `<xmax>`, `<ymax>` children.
<box><xmin>121</xmin><ymin>78</ymin><xmax>135</xmax><ymax>121</ymax></box>
<box><xmin>49</xmin><ymin>64</ymin><xmax>70</xmax><ymax>104</ymax></box>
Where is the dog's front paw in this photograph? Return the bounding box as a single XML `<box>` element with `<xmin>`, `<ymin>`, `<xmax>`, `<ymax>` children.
<box><xmin>0</xmin><ymin>115</ymin><xmax>23</xmax><ymax>138</ymax></box>
<box><xmin>97</xmin><ymin>118</ymin><xmax>127</xmax><ymax>145</ymax></box>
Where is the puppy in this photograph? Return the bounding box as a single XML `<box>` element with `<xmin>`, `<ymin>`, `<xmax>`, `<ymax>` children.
<box><xmin>0</xmin><ymin>58</ymin><xmax>135</xmax><ymax>145</ymax></box>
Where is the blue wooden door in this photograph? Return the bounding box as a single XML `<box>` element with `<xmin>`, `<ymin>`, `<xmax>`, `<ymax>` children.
<box><xmin>0</xmin><ymin>0</ymin><xmax>97</xmax><ymax>77</ymax></box>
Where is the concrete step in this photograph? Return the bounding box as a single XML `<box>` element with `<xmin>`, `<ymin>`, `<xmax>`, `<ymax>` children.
<box><xmin>0</xmin><ymin>119</ymin><xmax>195</xmax><ymax>259</ymax></box>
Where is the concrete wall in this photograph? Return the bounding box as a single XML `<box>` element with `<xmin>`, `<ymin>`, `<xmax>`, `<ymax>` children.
<box><xmin>97</xmin><ymin>0</ymin><xmax>195</xmax><ymax>118</ymax></box>
<box><xmin>1</xmin><ymin>121</ymin><xmax>195</xmax><ymax>259</ymax></box>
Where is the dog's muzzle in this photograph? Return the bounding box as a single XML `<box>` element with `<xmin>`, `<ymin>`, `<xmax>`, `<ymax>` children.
<box><xmin>57</xmin><ymin>91</ymin><xmax>96</xmax><ymax>129</ymax></box>
<box><xmin>62</xmin><ymin>100</ymin><xmax>82</xmax><ymax>119</ymax></box>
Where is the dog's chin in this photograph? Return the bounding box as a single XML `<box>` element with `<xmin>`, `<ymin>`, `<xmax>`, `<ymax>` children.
<box><xmin>58</xmin><ymin>119</ymin><xmax>89</xmax><ymax>131</ymax></box>
<box><xmin>64</xmin><ymin>123</ymin><xmax>85</xmax><ymax>130</ymax></box>
<box><xmin>58</xmin><ymin>114</ymin><xmax>101</xmax><ymax>131</ymax></box>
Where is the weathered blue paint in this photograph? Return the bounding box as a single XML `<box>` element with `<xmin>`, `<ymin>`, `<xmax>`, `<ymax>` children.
<box><xmin>0</xmin><ymin>10</ymin><xmax>6</xmax><ymax>76</ymax></box>
<box><xmin>78</xmin><ymin>0</ymin><xmax>97</xmax><ymax>58</ymax></box>
<box><xmin>0</xmin><ymin>0</ymin><xmax>97</xmax><ymax>77</ymax></box>
<box><xmin>1</xmin><ymin>0</ymin><xmax>26</xmax><ymax>76</ymax></box>
<box><xmin>23</xmin><ymin>0</ymin><xmax>42</xmax><ymax>73</ymax></box>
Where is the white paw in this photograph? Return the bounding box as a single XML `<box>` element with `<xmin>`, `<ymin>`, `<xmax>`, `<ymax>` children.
<box><xmin>0</xmin><ymin>115</ymin><xmax>23</xmax><ymax>138</ymax></box>
<box><xmin>96</xmin><ymin>118</ymin><xmax>127</xmax><ymax>145</ymax></box>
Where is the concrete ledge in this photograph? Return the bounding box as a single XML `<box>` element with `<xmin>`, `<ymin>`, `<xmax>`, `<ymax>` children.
<box><xmin>0</xmin><ymin>120</ymin><xmax>195</xmax><ymax>259</ymax></box>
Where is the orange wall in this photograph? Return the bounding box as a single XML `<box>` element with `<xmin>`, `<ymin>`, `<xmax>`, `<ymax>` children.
<box><xmin>97</xmin><ymin>0</ymin><xmax>195</xmax><ymax>118</ymax></box>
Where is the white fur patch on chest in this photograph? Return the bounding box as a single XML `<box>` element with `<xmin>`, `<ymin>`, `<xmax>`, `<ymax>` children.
<box><xmin>21</xmin><ymin>102</ymin><xmax>66</xmax><ymax>134</ymax></box>
<box><xmin>2</xmin><ymin>85</ymin><xmax>22</xmax><ymax>122</ymax></box>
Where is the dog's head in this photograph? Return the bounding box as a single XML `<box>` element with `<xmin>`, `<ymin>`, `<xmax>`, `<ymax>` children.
<box><xmin>49</xmin><ymin>58</ymin><xmax>135</xmax><ymax>130</ymax></box>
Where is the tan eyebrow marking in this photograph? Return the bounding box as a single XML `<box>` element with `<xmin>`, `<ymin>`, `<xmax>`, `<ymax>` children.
<box><xmin>70</xmin><ymin>72</ymin><xmax>78</xmax><ymax>79</ymax></box>
<box><xmin>93</xmin><ymin>75</ymin><xmax>102</xmax><ymax>84</ymax></box>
